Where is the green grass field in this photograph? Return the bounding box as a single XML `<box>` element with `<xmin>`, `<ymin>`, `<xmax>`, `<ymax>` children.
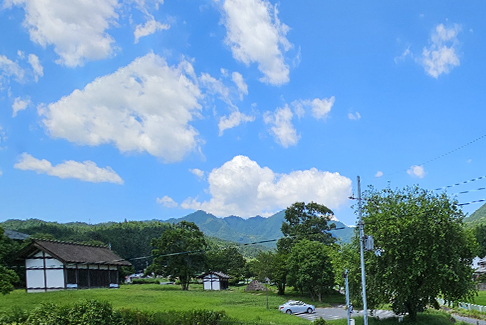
<box><xmin>0</xmin><ymin>284</ymin><xmax>469</xmax><ymax>324</ymax></box>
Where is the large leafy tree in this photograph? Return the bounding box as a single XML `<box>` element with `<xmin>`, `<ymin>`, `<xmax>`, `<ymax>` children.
<box><xmin>251</xmin><ymin>250</ymin><xmax>288</xmax><ymax>295</ymax></box>
<box><xmin>0</xmin><ymin>227</ymin><xmax>20</xmax><ymax>294</ymax></box>
<box><xmin>278</xmin><ymin>201</ymin><xmax>336</xmax><ymax>253</ymax></box>
<box><xmin>287</xmin><ymin>239</ymin><xmax>334</xmax><ymax>302</ymax></box>
<box><xmin>206</xmin><ymin>247</ymin><xmax>246</xmax><ymax>281</ymax></box>
<box><xmin>361</xmin><ymin>186</ymin><xmax>477</xmax><ymax>320</ymax></box>
<box><xmin>150</xmin><ymin>221</ymin><xmax>206</xmax><ymax>290</ymax></box>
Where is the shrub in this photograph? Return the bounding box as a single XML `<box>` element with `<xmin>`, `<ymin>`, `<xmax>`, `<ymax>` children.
<box><xmin>130</xmin><ymin>278</ymin><xmax>160</xmax><ymax>285</ymax></box>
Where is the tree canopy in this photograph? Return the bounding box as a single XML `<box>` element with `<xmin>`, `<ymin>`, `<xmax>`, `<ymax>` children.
<box><xmin>360</xmin><ymin>186</ymin><xmax>477</xmax><ymax>320</ymax></box>
<box><xmin>0</xmin><ymin>227</ymin><xmax>20</xmax><ymax>294</ymax></box>
<box><xmin>150</xmin><ymin>221</ymin><xmax>206</xmax><ymax>290</ymax></box>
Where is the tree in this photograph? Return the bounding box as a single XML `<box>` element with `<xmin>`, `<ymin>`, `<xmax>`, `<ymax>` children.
<box><xmin>150</xmin><ymin>221</ymin><xmax>206</xmax><ymax>290</ymax></box>
<box><xmin>251</xmin><ymin>251</ymin><xmax>288</xmax><ymax>295</ymax></box>
<box><xmin>206</xmin><ymin>247</ymin><xmax>246</xmax><ymax>282</ymax></box>
<box><xmin>287</xmin><ymin>239</ymin><xmax>334</xmax><ymax>302</ymax></box>
<box><xmin>360</xmin><ymin>186</ymin><xmax>477</xmax><ymax>320</ymax></box>
<box><xmin>0</xmin><ymin>227</ymin><xmax>19</xmax><ymax>294</ymax></box>
<box><xmin>278</xmin><ymin>201</ymin><xmax>336</xmax><ymax>253</ymax></box>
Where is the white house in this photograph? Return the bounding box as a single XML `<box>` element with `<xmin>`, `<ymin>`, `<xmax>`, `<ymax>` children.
<box><xmin>19</xmin><ymin>239</ymin><xmax>131</xmax><ymax>293</ymax></box>
<box><xmin>198</xmin><ymin>271</ymin><xmax>230</xmax><ymax>291</ymax></box>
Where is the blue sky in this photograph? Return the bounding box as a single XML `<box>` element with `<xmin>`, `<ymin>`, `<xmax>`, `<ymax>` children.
<box><xmin>0</xmin><ymin>0</ymin><xmax>485</xmax><ymax>226</ymax></box>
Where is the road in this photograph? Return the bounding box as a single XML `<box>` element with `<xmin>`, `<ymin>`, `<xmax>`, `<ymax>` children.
<box><xmin>296</xmin><ymin>306</ymin><xmax>396</xmax><ymax>322</ymax></box>
<box><xmin>295</xmin><ymin>307</ymin><xmax>486</xmax><ymax>325</ymax></box>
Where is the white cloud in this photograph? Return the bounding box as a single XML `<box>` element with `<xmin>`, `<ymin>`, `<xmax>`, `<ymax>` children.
<box><xmin>421</xmin><ymin>23</ymin><xmax>461</xmax><ymax>78</ymax></box>
<box><xmin>264</xmin><ymin>105</ymin><xmax>299</xmax><ymax>147</ymax></box>
<box><xmin>156</xmin><ymin>195</ymin><xmax>178</xmax><ymax>208</ymax></box>
<box><xmin>39</xmin><ymin>53</ymin><xmax>203</xmax><ymax>163</ymax></box>
<box><xmin>375</xmin><ymin>171</ymin><xmax>383</xmax><ymax>178</ymax></box>
<box><xmin>28</xmin><ymin>54</ymin><xmax>43</xmax><ymax>81</ymax></box>
<box><xmin>14</xmin><ymin>153</ymin><xmax>123</xmax><ymax>184</ymax></box>
<box><xmin>221</xmin><ymin>0</ymin><xmax>291</xmax><ymax>85</ymax></box>
<box><xmin>348</xmin><ymin>111</ymin><xmax>361</xmax><ymax>120</ymax></box>
<box><xmin>189</xmin><ymin>168</ymin><xmax>205</xmax><ymax>179</ymax></box>
<box><xmin>181</xmin><ymin>155</ymin><xmax>352</xmax><ymax>218</ymax></box>
<box><xmin>5</xmin><ymin>0</ymin><xmax>119</xmax><ymax>67</ymax></box>
<box><xmin>134</xmin><ymin>18</ymin><xmax>170</xmax><ymax>44</ymax></box>
<box><xmin>394</xmin><ymin>46</ymin><xmax>412</xmax><ymax>63</ymax></box>
<box><xmin>231</xmin><ymin>71</ymin><xmax>248</xmax><ymax>98</ymax></box>
<box><xmin>0</xmin><ymin>54</ymin><xmax>25</xmax><ymax>86</ymax></box>
<box><xmin>12</xmin><ymin>97</ymin><xmax>31</xmax><ymax>117</ymax></box>
<box><xmin>292</xmin><ymin>97</ymin><xmax>334</xmax><ymax>120</ymax></box>
<box><xmin>407</xmin><ymin>165</ymin><xmax>425</xmax><ymax>178</ymax></box>
<box><xmin>199</xmin><ymin>72</ymin><xmax>232</xmax><ymax>105</ymax></box>
<box><xmin>0</xmin><ymin>169</ymin><xmax>3</xmax><ymax>177</ymax></box>
<box><xmin>218</xmin><ymin>110</ymin><xmax>255</xmax><ymax>135</ymax></box>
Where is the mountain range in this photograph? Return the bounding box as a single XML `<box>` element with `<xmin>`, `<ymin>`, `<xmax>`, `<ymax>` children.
<box><xmin>165</xmin><ymin>210</ymin><xmax>355</xmax><ymax>246</ymax></box>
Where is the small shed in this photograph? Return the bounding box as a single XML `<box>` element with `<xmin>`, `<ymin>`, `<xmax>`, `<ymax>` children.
<box><xmin>19</xmin><ymin>239</ymin><xmax>131</xmax><ymax>293</ymax></box>
<box><xmin>198</xmin><ymin>271</ymin><xmax>230</xmax><ymax>290</ymax></box>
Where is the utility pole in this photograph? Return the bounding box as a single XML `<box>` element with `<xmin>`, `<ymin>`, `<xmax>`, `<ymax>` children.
<box><xmin>344</xmin><ymin>269</ymin><xmax>351</xmax><ymax>325</ymax></box>
<box><xmin>357</xmin><ymin>176</ymin><xmax>368</xmax><ymax>325</ymax></box>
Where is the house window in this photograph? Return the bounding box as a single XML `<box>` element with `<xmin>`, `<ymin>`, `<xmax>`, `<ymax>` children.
<box><xmin>78</xmin><ymin>269</ymin><xmax>89</xmax><ymax>287</ymax></box>
<box><xmin>67</xmin><ymin>269</ymin><xmax>76</xmax><ymax>284</ymax></box>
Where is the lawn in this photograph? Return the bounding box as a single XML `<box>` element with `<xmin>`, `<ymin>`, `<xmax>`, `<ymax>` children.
<box><xmin>0</xmin><ymin>284</ymin><xmax>329</xmax><ymax>324</ymax></box>
<box><xmin>472</xmin><ymin>290</ymin><xmax>486</xmax><ymax>306</ymax></box>
<box><xmin>0</xmin><ymin>284</ymin><xmax>468</xmax><ymax>324</ymax></box>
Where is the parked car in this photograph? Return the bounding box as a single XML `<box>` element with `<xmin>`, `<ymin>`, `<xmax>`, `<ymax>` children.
<box><xmin>279</xmin><ymin>300</ymin><xmax>315</xmax><ymax>314</ymax></box>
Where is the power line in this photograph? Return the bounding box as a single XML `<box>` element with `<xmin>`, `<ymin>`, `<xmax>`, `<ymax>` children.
<box><xmin>96</xmin><ymin>227</ymin><xmax>349</xmax><ymax>265</ymax></box>
<box><xmin>433</xmin><ymin>175</ymin><xmax>486</xmax><ymax>191</ymax></box>
<box><xmin>458</xmin><ymin>199</ymin><xmax>486</xmax><ymax>207</ymax></box>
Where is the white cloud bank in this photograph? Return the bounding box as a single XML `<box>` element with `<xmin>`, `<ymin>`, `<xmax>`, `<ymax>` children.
<box><xmin>39</xmin><ymin>53</ymin><xmax>203</xmax><ymax>163</ymax></box>
<box><xmin>221</xmin><ymin>0</ymin><xmax>291</xmax><ymax>85</ymax></box>
<box><xmin>181</xmin><ymin>155</ymin><xmax>352</xmax><ymax>218</ymax></box>
<box><xmin>12</xmin><ymin>97</ymin><xmax>31</xmax><ymax>117</ymax></box>
<box><xmin>0</xmin><ymin>55</ymin><xmax>25</xmax><ymax>86</ymax></box>
<box><xmin>421</xmin><ymin>24</ymin><xmax>461</xmax><ymax>78</ymax></box>
<box><xmin>14</xmin><ymin>153</ymin><xmax>123</xmax><ymax>184</ymax></box>
<box><xmin>189</xmin><ymin>168</ymin><xmax>205</xmax><ymax>179</ymax></box>
<box><xmin>407</xmin><ymin>165</ymin><xmax>425</xmax><ymax>178</ymax></box>
<box><xmin>28</xmin><ymin>54</ymin><xmax>43</xmax><ymax>81</ymax></box>
<box><xmin>5</xmin><ymin>0</ymin><xmax>119</xmax><ymax>67</ymax></box>
<box><xmin>218</xmin><ymin>111</ymin><xmax>255</xmax><ymax>136</ymax></box>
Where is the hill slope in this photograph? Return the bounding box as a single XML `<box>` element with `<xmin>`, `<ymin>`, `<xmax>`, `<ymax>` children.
<box><xmin>464</xmin><ymin>202</ymin><xmax>486</xmax><ymax>226</ymax></box>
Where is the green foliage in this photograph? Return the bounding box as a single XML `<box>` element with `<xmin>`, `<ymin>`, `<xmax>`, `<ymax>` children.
<box><xmin>278</xmin><ymin>202</ymin><xmax>336</xmax><ymax>253</ymax></box>
<box><xmin>287</xmin><ymin>240</ymin><xmax>334</xmax><ymax>302</ymax></box>
<box><xmin>206</xmin><ymin>247</ymin><xmax>246</xmax><ymax>282</ymax></box>
<box><xmin>464</xmin><ymin>202</ymin><xmax>486</xmax><ymax>226</ymax></box>
<box><xmin>473</xmin><ymin>224</ymin><xmax>486</xmax><ymax>257</ymax></box>
<box><xmin>0</xmin><ymin>227</ymin><xmax>20</xmax><ymax>295</ymax></box>
<box><xmin>360</xmin><ymin>185</ymin><xmax>477</xmax><ymax>321</ymax></box>
<box><xmin>251</xmin><ymin>251</ymin><xmax>288</xmax><ymax>295</ymax></box>
<box><xmin>150</xmin><ymin>221</ymin><xmax>207</xmax><ymax>290</ymax></box>
<box><xmin>130</xmin><ymin>278</ymin><xmax>160</xmax><ymax>285</ymax></box>
<box><xmin>0</xmin><ymin>266</ymin><xmax>19</xmax><ymax>295</ymax></box>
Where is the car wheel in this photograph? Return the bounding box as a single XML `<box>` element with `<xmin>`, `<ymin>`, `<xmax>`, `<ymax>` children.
<box><xmin>286</xmin><ymin>309</ymin><xmax>292</xmax><ymax>315</ymax></box>
<box><xmin>307</xmin><ymin>308</ymin><xmax>313</xmax><ymax>314</ymax></box>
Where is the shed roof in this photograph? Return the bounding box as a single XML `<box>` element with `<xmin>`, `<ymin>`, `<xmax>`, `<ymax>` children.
<box><xmin>198</xmin><ymin>271</ymin><xmax>231</xmax><ymax>279</ymax></box>
<box><xmin>20</xmin><ymin>239</ymin><xmax>131</xmax><ymax>266</ymax></box>
<box><xmin>4</xmin><ymin>229</ymin><xmax>30</xmax><ymax>241</ymax></box>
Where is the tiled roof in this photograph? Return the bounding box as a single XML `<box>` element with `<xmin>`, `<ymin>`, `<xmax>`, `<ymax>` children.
<box><xmin>198</xmin><ymin>271</ymin><xmax>231</xmax><ymax>279</ymax></box>
<box><xmin>4</xmin><ymin>229</ymin><xmax>30</xmax><ymax>240</ymax></box>
<box><xmin>21</xmin><ymin>239</ymin><xmax>131</xmax><ymax>266</ymax></box>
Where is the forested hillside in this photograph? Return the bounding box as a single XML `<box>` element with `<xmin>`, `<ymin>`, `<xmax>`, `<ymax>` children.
<box><xmin>464</xmin><ymin>202</ymin><xmax>486</xmax><ymax>226</ymax></box>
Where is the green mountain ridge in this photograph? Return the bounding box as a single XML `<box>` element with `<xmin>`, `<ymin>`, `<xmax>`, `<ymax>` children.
<box><xmin>464</xmin><ymin>202</ymin><xmax>486</xmax><ymax>226</ymax></box>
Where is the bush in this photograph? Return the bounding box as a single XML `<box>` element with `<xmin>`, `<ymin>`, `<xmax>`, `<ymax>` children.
<box><xmin>130</xmin><ymin>278</ymin><xmax>160</xmax><ymax>285</ymax></box>
<box><xmin>0</xmin><ymin>300</ymin><xmax>235</xmax><ymax>325</ymax></box>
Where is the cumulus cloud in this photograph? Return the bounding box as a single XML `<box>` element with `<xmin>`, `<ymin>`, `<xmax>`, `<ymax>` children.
<box><xmin>181</xmin><ymin>155</ymin><xmax>352</xmax><ymax>218</ymax></box>
<box><xmin>231</xmin><ymin>71</ymin><xmax>248</xmax><ymax>98</ymax></box>
<box><xmin>134</xmin><ymin>18</ymin><xmax>170</xmax><ymax>44</ymax></box>
<box><xmin>264</xmin><ymin>105</ymin><xmax>299</xmax><ymax>147</ymax></box>
<box><xmin>348</xmin><ymin>111</ymin><xmax>361</xmax><ymax>120</ymax></box>
<box><xmin>189</xmin><ymin>168</ymin><xmax>205</xmax><ymax>179</ymax></box>
<box><xmin>5</xmin><ymin>0</ymin><xmax>119</xmax><ymax>67</ymax></box>
<box><xmin>14</xmin><ymin>153</ymin><xmax>123</xmax><ymax>184</ymax></box>
<box><xmin>39</xmin><ymin>53</ymin><xmax>202</xmax><ymax>163</ymax></box>
<box><xmin>156</xmin><ymin>195</ymin><xmax>178</xmax><ymax>208</ymax></box>
<box><xmin>421</xmin><ymin>23</ymin><xmax>461</xmax><ymax>78</ymax></box>
<box><xmin>375</xmin><ymin>171</ymin><xmax>383</xmax><ymax>178</ymax></box>
<box><xmin>218</xmin><ymin>110</ymin><xmax>255</xmax><ymax>135</ymax></box>
<box><xmin>28</xmin><ymin>54</ymin><xmax>43</xmax><ymax>81</ymax></box>
<box><xmin>12</xmin><ymin>97</ymin><xmax>31</xmax><ymax>117</ymax></box>
<box><xmin>407</xmin><ymin>165</ymin><xmax>425</xmax><ymax>178</ymax></box>
<box><xmin>221</xmin><ymin>0</ymin><xmax>291</xmax><ymax>85</ymax></box>
<box><xmin>199</xmin><ymin>72</ymin><xmax>232</xmax><ymax>105</ymax></box>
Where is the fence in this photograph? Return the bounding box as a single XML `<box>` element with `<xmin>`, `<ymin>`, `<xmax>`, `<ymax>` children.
<box><xmin>437</xmin><ymin>298</ymin><xmax>486</xmax><ymax>313</ymax></box>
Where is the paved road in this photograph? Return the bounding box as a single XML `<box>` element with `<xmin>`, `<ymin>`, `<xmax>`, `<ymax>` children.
<box><xmin>452</xmin><ymin>314</ymin><xmax>486</xmax><ymax>325</ymax></box>
<box><xmin>296</xmin><ymin>306</ymin><xmax>396</xmax><ymax>322</ymax></box>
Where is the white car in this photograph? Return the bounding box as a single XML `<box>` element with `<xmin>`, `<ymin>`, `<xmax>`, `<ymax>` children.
<box><xmin>279</xmin><ymin>300</ymin><xmax>315</xmax><ymax>314</ymax></box>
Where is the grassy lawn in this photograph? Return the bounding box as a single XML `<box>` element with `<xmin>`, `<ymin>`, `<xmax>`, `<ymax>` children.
<box><xmin>0</xmin><ymin>284</ymin><xmax>469</xmax><ymax>324</ymax></box>
<box><xmin>0</xmin><ymin>284</ymin><xmax>329</xmax><ymax>324</ymax></box>
<box><xmin>472</xmin><ymin>290</ymin><xmax>486</xmax><ymax>306</ymax></box>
